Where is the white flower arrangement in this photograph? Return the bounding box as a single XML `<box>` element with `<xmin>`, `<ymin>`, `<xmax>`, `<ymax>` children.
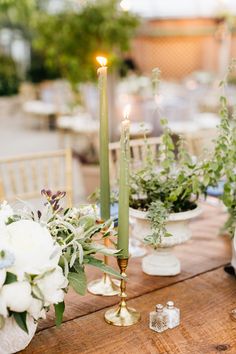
<box><xmin>0</xmin><ymin>190</ymin><xmax>120</xmax><ymax>334</ymax></box>
<box><xmin>0</xmin><ymin>219</ymin><xmax>67</xmax><ymax>332</ymax></box>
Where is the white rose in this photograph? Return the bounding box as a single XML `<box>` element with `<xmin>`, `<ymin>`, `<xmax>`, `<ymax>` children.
<box><xmin>0</xmin><ymin>269</ymin><xmax>6</xmax><ymax>288</ymax></box>
<box><xmin>36</xmin><ymin>267</ymin><xmax>68</xmax><ymax>305</ymax></box>
<box><xmin>28</xmin><ymin>298</ymin><xmax>46</xmax><ymax>320</ymax></box>
<box><xmin>1</xmin><ymin>220</ymin><xmax>61</xmax><ymax>278</ymax></box>
<box><xmin>0</xmin><ymin>201</ymin><xmax>13</xmax><ymax>228</ymax></box>
<box><xmin>0</xmin><ymin>293</ymin><xmax>7</xmax><ymax>317</ymax></box>
<box><xmin>2</xmin><ymin>281</ymin><xmax>32</xmax><ymax>312</ymax></box>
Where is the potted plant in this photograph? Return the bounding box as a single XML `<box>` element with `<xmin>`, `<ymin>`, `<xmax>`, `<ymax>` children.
<box><xmin>129</xmin><ymin>120</ymin><xmax>207</xmax><ymax>276</ymax></box>
<box><xmin>0</xmin><ymin>190</ymin><xmax>120</xmax><ymax>353</ymax></box>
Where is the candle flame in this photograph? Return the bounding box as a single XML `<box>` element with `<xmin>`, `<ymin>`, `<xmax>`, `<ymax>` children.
<box><xmin>120</xmin><ymin>0</ymin><xmax>130</xmax><ymax>11</ymax></box>
<box><xmin>123</xmin><ymin>104</ymin><xmax>131</xmax><ymax>119</ymax></box>
<box><xmin>96</xmin><ymin>56</ymin><xmax>107</xmax><ymax>67</ymax></box>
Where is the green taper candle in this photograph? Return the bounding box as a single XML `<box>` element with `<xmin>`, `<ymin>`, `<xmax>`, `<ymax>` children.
<box><xmin>118</xmin><ymin>105</ymin><xmax>130</xmax><ymax>259</ymax></box>
<box><xmin>97</xmin><ymin>56</ymin><xmax>110</xmax><ymax>221</ymax></box>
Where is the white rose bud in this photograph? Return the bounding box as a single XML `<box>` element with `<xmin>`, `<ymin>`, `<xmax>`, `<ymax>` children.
<box><xmin>36</xmin><ymin>267</ymin><xmax>68</xmax><ymax>305</ymax></box>
<box><xmin>2</xmin><ymin>281</ymin><xmax>32</xmax><ymax>312</ymax></box>
<box><xmin>28</xmin><ymin>298</ymin><xmax>45</xmax><ymax>320</ymax></box>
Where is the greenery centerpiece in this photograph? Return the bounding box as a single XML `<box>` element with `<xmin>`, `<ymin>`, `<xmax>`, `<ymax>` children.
<box><xmin>0</xmin><ymin>190</ymin><xmax>120</xmax><ymax>353</ymax></box>
<box><xmin>129</xmin><ymin>119</ymin><xmax>207</xmax><ymax>276</ymax></box>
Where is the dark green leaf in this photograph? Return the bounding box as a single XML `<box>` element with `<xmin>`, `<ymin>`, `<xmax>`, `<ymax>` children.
<box><xmin>5</xmin><ymin>272</ymin><xmax>17</xmax><ymax>284</ymax></box>
<box><xmin>12</xmin><ymin>311</ymin><xmax>28</xmax><ymax>333</ymax></box>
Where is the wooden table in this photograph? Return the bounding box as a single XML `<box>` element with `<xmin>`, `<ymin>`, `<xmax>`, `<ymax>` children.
<box><xmin>21</xmin><ymin>203</ymin><xmax>236</xmax><ymax>354</ymax></box>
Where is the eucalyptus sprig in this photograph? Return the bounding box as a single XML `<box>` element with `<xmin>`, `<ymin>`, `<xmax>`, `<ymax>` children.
<box><xmin>204</xmin><ymin>59</ymin><xmax>236</xmax><ymax>236</ymax></box>
<box><xmin>144</xmin><ymin>201</ymin><xmax>172</xmax><ymax>248</ymax></box>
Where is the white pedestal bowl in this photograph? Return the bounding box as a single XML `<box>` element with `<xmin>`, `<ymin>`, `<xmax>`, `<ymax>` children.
<box><xmin>129</xmin><ymin>206</ymin><xmax>202</xmax><ymax>276</ymax></box>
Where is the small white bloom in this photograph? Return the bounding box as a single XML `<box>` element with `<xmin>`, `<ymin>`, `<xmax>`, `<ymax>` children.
<box><xmin>36</xmin><ymin>267</ymin><xmax>68</xmax><ymax>305</ymax></box>
<box><xmin>0</xmin><ymin>269</ymin><xmax>6</xmax><ymax>288</ymax></box>
<box><xmin>72</xmin><ymin>204</ymin><xmax>98</xmax><ymax>218</ymax></box>
<box><xmin>28</xmin><ymin>298</ymin><xmax>45</xmax><ymax>320</ymax></box>
<box><xmin>2</xmin><ymin>281</ymin><xmax>32</xmax><ymax>313</ymax></box>
<box><xmin>1</xmin><ymin>220</ymin><xmax>61</xmax><ymax>278</ymax></box>
<box><xmin>0</xmin><ymin>201</ymin><xmax>13</xmax><ymax>227</ymax></box>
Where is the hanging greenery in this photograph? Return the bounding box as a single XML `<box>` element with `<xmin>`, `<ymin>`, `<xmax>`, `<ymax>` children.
<box><xmin>32</xmin><ymin>0</ymin><xmax>140</xmax><ymax>84</ymax></box>
<box><xmin>0</xmin><ymin>55</ymin><xmax>20</xmax><ymax>96</ymax></box>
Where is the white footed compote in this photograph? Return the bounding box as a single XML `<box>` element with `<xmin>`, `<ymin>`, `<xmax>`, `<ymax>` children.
<box><xmin>129</xmin><ymin>217</ymin><xmax>147</xmax><ymax>258</ymax></box>
<box><xmin>130</xmin><ymin>206</ymin><xmax>202</xmax><ymax>276</ymax></box>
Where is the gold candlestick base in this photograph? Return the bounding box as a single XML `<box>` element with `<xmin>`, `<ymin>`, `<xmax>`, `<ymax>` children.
<box><xmin>87</xmin><ymin>273</ymin><xmax>120</xmax><ymax>296</ymax></box>
<box><xmin>104</xmin><ymin>258</ymin><xmax>141</xmax><ymax>326</ymax></box>
<box><xmin>88</xmin><ymin>222</ymin><xmax>120</xmax><ymax>296</ymax></box>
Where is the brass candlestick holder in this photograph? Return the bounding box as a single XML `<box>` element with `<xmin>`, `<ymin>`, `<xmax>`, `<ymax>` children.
<box><xmin>104</xmin><ymin>258</ymin><xmax>141</xmax><ymax>326</ymax></box>
<box><xmin>87</xmin><ymin>224</ymin><xmax>120</xmax><ymax>296</ymax></box>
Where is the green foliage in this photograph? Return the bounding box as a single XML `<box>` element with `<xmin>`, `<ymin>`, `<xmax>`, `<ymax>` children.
<box><xmin>204</xmin><ymin>59</ymin><xmax>236</xmax><ymax>236</ymax></box>
<box><xmin>0</xmin><ymin>1</ymin><xmax>139</xmax><ymax>84</ymax></box>
<box><xmin>54</xmin><ymin>302</ymin><xmax>65</xmax><ymax>327</ymax></box>
<box><xmin>12</xmin><ymin>311</ymin><xmax>28</xmax><ymax>333</ymax></box>
<box><xmin>32</xmin><ymin>0</ymin><xmax>139</xmax><ymax>84</ymax></box>
<box><xmin>129</xmin><ymin>119</ymin><xmax>207</xmax><ymax>247</ymax></box>
<box><xmin>145</xmin><ymin>201</ymin><xmax>172</xmax><ymax>248</ymax></box>
<box><xmin>130</xmin><ymin>119</ymin><xmax>205</xmax><ymax>214</ymax></box>
<box><xmin>0</xmin><ymin>55</ymin><xmax>20</xmax><ymax>96</ymax></box>
<box><xmin>5</xmin><ymin>272</ymin><xmax>17</xmax><ymax>284</ymax></box>
<box><xmin>68</xmin><ymin>271</ymin><xmax>87</xmax><ymax>296</ymax></box>
<box><xmin>0</xmin><ymin>0</ymin><xmax>37</xmax><ymax>37</ymax></box>
<box><xmin>26</xmin><ymin>50</ymin><xmax>61</xmax><ymax>83</ymax></box>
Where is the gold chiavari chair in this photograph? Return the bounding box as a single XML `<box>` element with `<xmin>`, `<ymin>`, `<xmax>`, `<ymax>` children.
<box><xmin>183</xmin><ymin>129</ymin><xmax>218</xmax><ymax>158</ymax></box>
<box><xmin>109</xmin><ymin>137</ymin><xmax>161</xmax><ymax>183</ymax></box>
<box><xmin>0</xmin><ymin>148</ymin><xmax>73</xmax><ymax>207</ymax></box>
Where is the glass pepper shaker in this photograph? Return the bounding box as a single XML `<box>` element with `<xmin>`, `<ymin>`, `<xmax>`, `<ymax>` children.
<box><xmin>149</xmin><ymin>304</ymin><xmax>168</xmax><ymax>333</ymax></box>
<box><xmin>163</xmin><ymin>301</ymin><xmax>180</xmax><ymax>329</ymax></box>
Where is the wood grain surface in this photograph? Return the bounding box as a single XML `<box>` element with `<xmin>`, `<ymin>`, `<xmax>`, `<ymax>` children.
<box><xmin>20</xmin><ymin>203</ymin><xmax>236</xmax><ymax>354</ymax></box>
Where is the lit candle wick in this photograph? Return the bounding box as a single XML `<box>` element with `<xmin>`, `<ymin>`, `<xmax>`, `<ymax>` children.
<box><xmin>96</xmin><ymin>56</ymin><xmax>107</xmax><ymax>67</ymax></box>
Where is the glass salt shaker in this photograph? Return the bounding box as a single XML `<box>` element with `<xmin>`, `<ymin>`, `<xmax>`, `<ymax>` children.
<box><xmin>149</xmin><ymin>304</ymin><xmax>168</xmax><ymax>333</ymax></box>
<box><xmin>163</xmin><ymin>301</ymin><xmax>180</xmax><ymax>329</ymax></box>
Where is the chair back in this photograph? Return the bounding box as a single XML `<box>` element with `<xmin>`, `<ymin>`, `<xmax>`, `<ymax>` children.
<box><xmin>0</xmin><ymin>149</ymin><xmax>73</xmax><ymax>207</ymax></box>
<box><xmin>184</xmin><ymin>129</ymin><xmax>218</xmax><ymax>157</ymax></box>
<box><xmin>109</xmin><ymin>137</ymin><xmax>161</xmax><ymax>183</ymax></box>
